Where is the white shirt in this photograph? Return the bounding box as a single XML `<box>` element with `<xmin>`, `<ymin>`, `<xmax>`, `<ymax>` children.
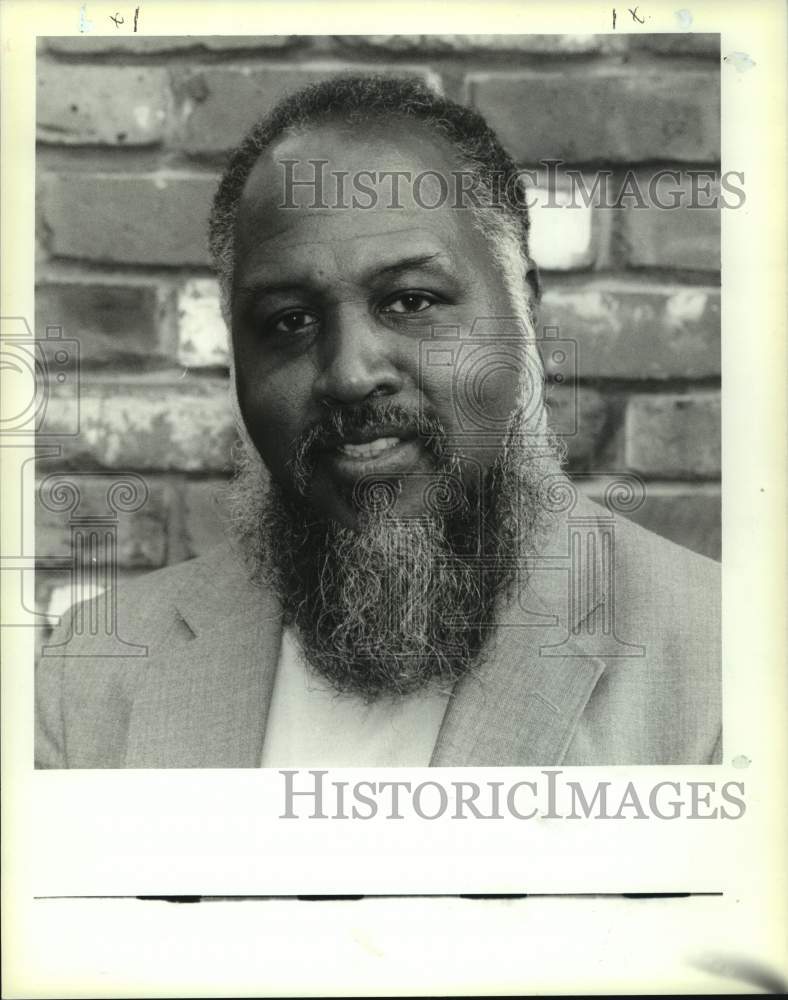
<box><xmin>260</xmin><ymin>628</ymin><xmax>452</xmax><ymax>767</ymax></box>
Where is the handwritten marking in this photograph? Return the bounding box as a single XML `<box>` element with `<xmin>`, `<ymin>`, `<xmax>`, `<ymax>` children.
<box><xmin>106</xmin><ymin>6</ymin><xmax>139</xmax><ymax>32</ymax></box>
<box><xmin>613</xmin><ymin>5</ymin><xmax>651</xmax><ymax>28</ymax></box>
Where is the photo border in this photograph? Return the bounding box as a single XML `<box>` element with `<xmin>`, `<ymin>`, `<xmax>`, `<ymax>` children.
<box><xmin>2</xmin><ymin>0</ymin><xmax>785</xmax><ymax>995</ymax></box>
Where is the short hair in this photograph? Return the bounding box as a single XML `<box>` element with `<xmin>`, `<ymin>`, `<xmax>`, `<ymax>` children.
<box><xmin>208</xmin><ymin>74</ymin><xmax>537</xmax><ymax>317</ymax></box>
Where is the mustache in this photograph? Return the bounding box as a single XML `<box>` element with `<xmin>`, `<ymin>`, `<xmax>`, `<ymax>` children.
<box><xmin>288</xmin><ymin>401</ymin><xmax>448</xmax><ymax>495</ymax></box>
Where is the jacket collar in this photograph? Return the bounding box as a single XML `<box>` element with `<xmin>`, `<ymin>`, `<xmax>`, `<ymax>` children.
<box><xmin>126</xmin><ymin>490</ymin><xmax>613</xmax><ymax>767</ymax></box>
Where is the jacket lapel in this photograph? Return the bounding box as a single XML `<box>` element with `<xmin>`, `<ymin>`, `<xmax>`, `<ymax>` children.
<box><xmin>125</xmin><ymin>548</ymin><xmax>283</xmax><ymax>768</ymax></box>
<box><xmin>430</xmin><ymin>494</ymin><xmax>611</xmax><ymax>766</ymax></box>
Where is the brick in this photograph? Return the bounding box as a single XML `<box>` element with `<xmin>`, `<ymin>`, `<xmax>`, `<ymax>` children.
<box><xmin>41</xmin><ymin>173</ymin><xmax>217</xmax><ymax>266</ymax></box>
<box><xmin>546</xmin><ymin>385</ymin><xmax>607</xmax><ymax>469</ymax></box>
<box><xmin>177</xmin><ymin>279</ymin><xmax>228</xmax><ymax>368</ymax></box>
<box><xmin>34</xmin><ymin>568</ymin><xmax>71</xmax><ymax>625</ymax></box>
<box><xmin>182</xmin><ymin>480</ymin><xmax>232</xmax><ymax>557</ymax></box>
<box><xmin>36</xmin><ymin>474</ymin><xmax>169</xmax><ymax>568</ymax></box>
<box><xmin>35</xmin><ymin>570</ymin><xmax>144</xmax><ymax>633</ymax></box>
<box><xmin>36</xmin><ymin>281</ymin><xmax>172</xmax><ymax>367</ymax></box>
<box><xmin>341</xmin><ymin>34</ymin><xmax>719</xmax><ymax>57</ymax></box>
<box><xmin>37</xmin><ymin>63</ymin><xmax>170</xmax><ymax>146</ymax></box>
<box><xmin>466</xmin><ymin>71</ymin><xmax>719</xmax><ymax>163</ymax></box>
<box><xmin>529</xmin><ymin>186</ymin><xmax>596</xmax><ymax>271</ymax></box>
<box><xmin>45</xmin><ymin>36</ymin><xmax>301</xmax><ymax>54</ymax></box>
<box><xmin>625</xmin><ymin>33</ymin><xmax>720</xmax><ymax>57</ymax></box>
<box><xmin>625</xmin><ymin>393</ymin><xmax>720</xmax><ymax>478</ymax></box>
<box><xmin>623</xmin><ymin>487</ymin><xmax>721</xmax><ymax>560</ymax></box>
<box><xmin>337</xmin><ymin>34</ymin><xmax>605</xmax><ymax>54</ymax></box>
<box><xmin>582</xmin><ymin>481</ymin><xmax>720</xmax><ymax>559</ymax></box>
<box><xmin>45</xmin><ymin>578</ymin><xmax>97</xmax><ymax>627</ymax></box>
<box><xmin>623</xmin><ymin>176</ymin><xmax>720</xmax><ymax>271</ymax></box>
<box><xmin>540</xmin><ymin>282</ymin><xmax>720</xmax><ymax>378</ymax></box>
<box><xmin>45</xmin><ymin>377</ymin><xmax>236</xmax><ymax>472</ymax></box>
<box><xmin>172</xmin><ymin>65</ymin><xmax>441</xmax><ymax>155</ymax></box>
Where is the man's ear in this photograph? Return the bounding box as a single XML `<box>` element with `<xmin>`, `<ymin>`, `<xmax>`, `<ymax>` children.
<box><xmin>525</xmin><ymin>259</ymin><xmax>541</xmax><ymax>303</ymax></box>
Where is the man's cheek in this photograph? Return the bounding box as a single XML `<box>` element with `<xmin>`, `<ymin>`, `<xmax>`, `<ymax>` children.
<box><xmin>239</xmin><ymin>398</ymin><xmax>289</xmax><ymax>474</ymax></box>
<box><xmin>239</xmin><ymin>372</ymin><xmax>298</xmax><ymax>447</ymax></box>
<box><xmin>418</xmin><ymin>368</ymin><xmax>455</xmax><ymax>431</ymax></box>
<box><xmin>421</xmin><ymin>359</ymin><xmax>521</xmax><ymax>445</ymax></box>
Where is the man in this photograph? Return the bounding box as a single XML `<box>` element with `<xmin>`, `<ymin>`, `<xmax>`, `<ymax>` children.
<box><xmin>35</xmin><ymin>76</ymin><xmax>721</xmax><ymax>768</ymax></box>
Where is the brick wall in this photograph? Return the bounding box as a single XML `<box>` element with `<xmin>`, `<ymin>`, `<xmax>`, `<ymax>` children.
<box><xmin>35</xmin><ymin>33</ymin><xmax>721</xmax><ymax>621</ymax></box>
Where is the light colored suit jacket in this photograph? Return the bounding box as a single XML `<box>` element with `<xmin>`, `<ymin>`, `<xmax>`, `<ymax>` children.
<box><xmin>35</xmin><ymin>495</ymin><xmax>721</xmax><ymax>768</ymax></box>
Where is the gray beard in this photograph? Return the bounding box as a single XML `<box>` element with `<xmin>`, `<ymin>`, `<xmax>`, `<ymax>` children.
<box><xmin>224</xmin><ymin>404</ymin><xmax>563</xmax><ymax>702</ymax></box>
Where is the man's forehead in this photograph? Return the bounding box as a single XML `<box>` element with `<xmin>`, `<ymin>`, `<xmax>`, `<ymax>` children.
<box><xmin>239</xmin><ymin>117</ymin><xmax>463</xmax><ymax>213</ymax></box>
<box><xmin>237</xmin><ymin>212</ymin><xmax>458</xmax><ymax>269</ymax></box>
<box><xmin>236</xmin><ymin>228</ymin><xmax>457</xmax><ymax>296</ymax></box>
<box><xmin>233</xmin><ymin>119</ymin><xmax>484</xmax><ymax>281</ymax></box>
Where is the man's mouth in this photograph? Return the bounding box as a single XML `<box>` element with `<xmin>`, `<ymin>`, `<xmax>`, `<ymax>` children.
<box><xmin>317</xmin><ymin>426</ymin><xmax>432</xmax><ymax>484</ymax></box>
<box><xmin>337</xmin><ymin>436</ymin><xmax>402</xmax><ymax>460</ymax></box>
<box><xmin>327</xmin><ymin>422</ymin><xmax>420</xmax><ymax>462</ymax></box>
<box><xmin>289</xmin><ymin>408</ymin><xmax>447</xmax><ymax>512</ymax></box>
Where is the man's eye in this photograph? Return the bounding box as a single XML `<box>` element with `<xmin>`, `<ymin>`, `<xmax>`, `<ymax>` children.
<box><xmin>268</xmin><ymin>309</ymin><xmax>320</xmax><ymax>335</ymax></box>
<box><xmin>380</xmin><ymin>292</ymin><xmax>437</xmax><ymax>315</ymax></box>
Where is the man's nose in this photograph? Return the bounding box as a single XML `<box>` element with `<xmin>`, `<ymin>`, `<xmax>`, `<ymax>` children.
<box><xmin>312</xmin><ymin>307</ymin><xmax>403</xmax><ymax>406</ymax></box>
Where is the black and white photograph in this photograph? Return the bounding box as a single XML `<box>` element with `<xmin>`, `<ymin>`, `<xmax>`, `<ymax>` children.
<box><xmin>2</xmin><ymin>0</ymin><xmax>785</xmax><ymax>995</ymax></box>
<box><xmin>32</xmin><ymin>31</ymin><xmax>725</xmax><ymax>770</ymax></box>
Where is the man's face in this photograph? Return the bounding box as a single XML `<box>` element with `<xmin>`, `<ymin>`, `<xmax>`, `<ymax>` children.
<box><xmin>231</xmin><ymin>119</ymin><xmax>535</xmax><ymax>525</ymax></box>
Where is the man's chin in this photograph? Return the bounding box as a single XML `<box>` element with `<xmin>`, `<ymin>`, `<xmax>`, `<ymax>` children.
<box><xmin>275</xmin><ymin>512</ymin><xmax>493</xmax><ymax>701</ymax></box>
<box><xmin>301</xmin><ymin>456</ymin><xmax>480</xmax><ymax>531</ymax></box>
<box><xmin>307</xmin><ymin>489</ymin><xmax>466</xmax><ymax>532</ymax></box>
<box><xmin>307</xmin><ymin>463</ymin><xmax>457</xmax><ymax>529</ymax></box>
<box><xmin>223</xmin><ymin>463</ymin><xmax>494</xmax><ymax>700</ymax></box>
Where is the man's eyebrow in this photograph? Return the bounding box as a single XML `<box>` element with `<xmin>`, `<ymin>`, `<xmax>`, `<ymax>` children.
<box><xmin>370</xmin><ymin>252</ymin><xmax>449</xmax><ymax>279</ymax></box>
<box><xmin>235</xmin><ymin>279</ymin><xmax>305</xmax><ymax>299</ymax></box>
